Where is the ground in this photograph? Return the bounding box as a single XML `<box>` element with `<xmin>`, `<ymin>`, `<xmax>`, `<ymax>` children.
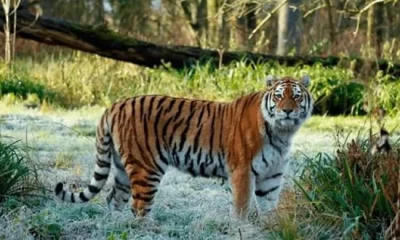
<box><xmin>0</xmin><ymin>103</ymin><xmax>394</xmax><ymax>240</ymax></box>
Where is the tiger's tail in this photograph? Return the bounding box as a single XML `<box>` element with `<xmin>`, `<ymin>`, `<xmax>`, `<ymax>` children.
<box><xmin>55</xmin><ymin>111</ymin><xmax>112</xmax><ymax>203</ymax></box>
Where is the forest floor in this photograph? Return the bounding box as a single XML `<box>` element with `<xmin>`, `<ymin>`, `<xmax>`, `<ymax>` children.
<box><xmin>0</xmin><ymin>103</ymin><xmax>397</xmax><ymax>240</ymax></box>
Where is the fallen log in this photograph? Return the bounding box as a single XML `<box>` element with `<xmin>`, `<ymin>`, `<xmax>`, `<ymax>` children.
<box><xmin>1</xmin><ymin>1</ymin><xmax>400</xmax><ymax>77</ymax></box>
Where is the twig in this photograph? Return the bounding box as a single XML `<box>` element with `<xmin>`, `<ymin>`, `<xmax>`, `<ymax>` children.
<box><xmin>249</xmin><ymin>0</ymin><xmax>287</xmax><ymax>39</ymax></box>
<box><xmin>353</xmin><ymin>0</ymin><xmax>385</xmax><ymax>36</ymax></box>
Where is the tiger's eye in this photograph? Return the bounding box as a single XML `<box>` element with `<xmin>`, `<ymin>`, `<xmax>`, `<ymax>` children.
<box><xmin>274</xmin><ymin>94</ymin><xmax>282</xmax><ymax>98</ymax></box>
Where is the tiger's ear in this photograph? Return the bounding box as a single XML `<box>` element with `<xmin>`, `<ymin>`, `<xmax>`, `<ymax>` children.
<box><xmin>301</xmin><ymin>75</ymin><xmax>311</xmax><ymax>88</ymax></box>
<box><xmin>265</xmin><ymin>75</ymin><xmax>278</xmax><ymax>87</ymax></box>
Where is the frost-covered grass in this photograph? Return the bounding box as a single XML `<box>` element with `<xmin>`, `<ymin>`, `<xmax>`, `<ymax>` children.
<box><xmin>0</xmin><ymin>104</ymin><xmax>398</xmax><ymax>239</ymax></box>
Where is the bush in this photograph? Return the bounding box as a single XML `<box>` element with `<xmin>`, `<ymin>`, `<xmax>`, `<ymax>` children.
<box><xmin>0</xmin><ymin>72</ymin><xmax>58</xmax><ymax>105</ymax></box>
<box><xmin>0</xmin><ymin>140</ymin><xmax>42</xmax><ymax>203</ymax></box>
<box><xmin>295</xmin><ymin>130</ymin><xmax>398</xmax><ymax>239</ymax></box>
<box><xmin>4</xmin><ymin>52</ymin><xmax>400</xmax><ymax>115</ymax></box>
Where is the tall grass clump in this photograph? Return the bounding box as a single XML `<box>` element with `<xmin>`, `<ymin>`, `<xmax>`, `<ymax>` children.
<box><xmin>0</xmin><ymin>67</ymin><xmax>58</xmax><ymax>105</ymax></box>
<box><xmin>3</xmin><ymin>52</ymin><xmax>400</xmax><ymax>115</ymax></box>
<box><xmin>0</xmin><ymin>139</ymin><xmax>42</xmax><ymax>204</ymax></box>
<box><xmin>295</xmin><ymin>129</ymin><xmax>398</xmax><ymax>239</ymax></box>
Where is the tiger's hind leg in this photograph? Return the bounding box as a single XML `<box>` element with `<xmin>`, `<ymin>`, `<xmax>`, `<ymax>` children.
<box><xmin>106</xmin><ymin>153</ymin><xmax>131</xmax><ymax>211</ymax></box>
<box><xmin>127</xmin><ymin>162</ymin><xmax>164</xmax><ymax>217</ymax></box>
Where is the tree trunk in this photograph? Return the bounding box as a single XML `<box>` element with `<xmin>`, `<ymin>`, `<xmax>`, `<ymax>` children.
<box><xmin>277</xmin><ymin>1</ymin><xmax>289</xmax><ymax>55</ymax></box>
<box><xmin>1</xmin><ymin>1</ymin><xmax>400</xmax><ymax>77</ymax></box>
<box><xmin>207</xmin><ymin>0</ymin><xmax>218</xmax><ymax>47</ymax></box>
<box><xmin>277</xmin><ymin>0</ymin><xmax>302</xmax><ymax>55</ymax></box>
<box><xmin>367</xmin><ymin>3</ymin><xmax>374</xmax><ymax>57</ymax></box>
<box><xmin>374</xmin><ymin>2</ymin><xmax>385</xmax><ymax>58</ymax></box>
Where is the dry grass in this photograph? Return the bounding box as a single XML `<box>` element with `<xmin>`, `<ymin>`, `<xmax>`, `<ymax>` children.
<box><xmin>0</xmin><ymin>103</ymin><xmax>352</xmax><ymax>240</ymax></box>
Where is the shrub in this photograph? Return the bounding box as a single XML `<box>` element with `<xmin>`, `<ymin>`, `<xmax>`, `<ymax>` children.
<box><xmin>295</xmin><ymin>130</ymin><xmax>398</xmax><ymax>239</ymax></box>
<box><xmin>0</xmin><ymin>73</ymin><xmax>58</xmax><ymax>105</ymax></box>
<box><xmin>5</xmin><ymin>52</ymin><xmax>400</xmax><ymax>115</ymax></box>
<box><xmin>0</xmin><ymin>140</ymin><xmax>43</xmax><ymax>203</ymax></box>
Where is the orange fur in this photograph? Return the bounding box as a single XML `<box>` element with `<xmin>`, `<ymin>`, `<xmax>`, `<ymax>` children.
<box><xmin>54</xmin><ymin>76</ymin><xmax>313</xmax><ymax>220</ymax></box>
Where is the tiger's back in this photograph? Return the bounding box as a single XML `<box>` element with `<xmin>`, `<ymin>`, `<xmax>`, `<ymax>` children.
<box><xmin>55</xmin><ymin>75</ymin><xmax>313</xmax><ymax>220</ymax></box>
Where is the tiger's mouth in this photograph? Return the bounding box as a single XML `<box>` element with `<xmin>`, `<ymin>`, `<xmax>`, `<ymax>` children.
<box><xmin>276</xmin><ymin>118</ymin><xmax>299</xmax><ymax>126</ymax></box>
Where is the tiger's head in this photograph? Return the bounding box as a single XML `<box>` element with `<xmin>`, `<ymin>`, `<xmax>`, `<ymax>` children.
<box><xmin>261</xmin><ymin>75</ymin><xmax>313</xmax><ymax>132</ymax></box>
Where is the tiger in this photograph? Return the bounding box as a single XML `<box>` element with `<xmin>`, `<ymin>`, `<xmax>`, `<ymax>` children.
<box><xmin>54</xmin><ymin>74</ymin><xmax>313</xmax><ymax>220</ymax></box>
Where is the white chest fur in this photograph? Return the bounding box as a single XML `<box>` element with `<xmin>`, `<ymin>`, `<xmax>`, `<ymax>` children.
<box><xmin>251</xmin><ymin>134</ymin><xmax>292</xmax><ymax>180</ymax></box>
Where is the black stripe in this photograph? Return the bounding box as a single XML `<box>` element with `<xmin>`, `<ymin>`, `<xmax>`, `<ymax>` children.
<box><xmin>219</xmin><ymin>105</ymin><xmax>225</xmax><ymax>150</ymax></box>
<box><xmin>131</xmin><ymin>107</ymin><xmax>164</xmax><ymax>176</ymax></box>
<box><xmin>179</xmin><ymin>103</ymin><xmax>197</xmax><ymax>151</ymax></box>
<box><xmin>265</xmin><ymin>125</ymin><xmax>282</xmax><ymax>155</ymax></box>
<box><xmin>132</xmin><ymin>180</ymin><xmax>156</xmax><ymax>188</ymax></box>
<box><xmin>144</xmin><ymin>189</ymin><xmax>158</xmax><ymax>195</ymax></box>
<box><xmin>209</xmin><ymin>106</ymin><xmax>216</xmax><ymax>155</ymax></box>
<box><xmin>169</xmin><ymin>118</ymin><xmax>185</xmax><ymax>145</ymax></box>
<box><xmin>217</xmin><ymin>152</ymin><xmax>224</xmax><ymax>170</ymax></box>
<box><xmin>139</xmin><ymin>97</ymin><xmax>145</xmax><ymax>121</ymax></box>
<box><xmin>196</xmin><ymin>105</ymin><xmax>206</xmax><ymax>128</ymax></box>
<box><xmin>115</xmin><ymin>184</ymin><xmax>130</xmax><ymax>194</ymax></box>
<box><xmin>142</xmin><ymin>208</ymin><xmax>151</xmax><ymax>214</ymax></box>
<box><xmin>96</xmin><ymin>157</ymin><xmax>111</xmax><ymax>168</ymax></box>
<box><xmin>206</xmin><ymin>102</ymin><xmax>211</xmax><ymax>117</ymax></box>
<box><xmin>106</xmin><ymin>187</ymin><xmax>115</xmax><ymax>204</ymax></box>
<box><xmin>255</xmin><ymin>186</ymin><xmax>279</xmax><ymax>197</ymax></box>
<box><xmin>88</xmin><ymin>185</ymin><xmax>101</xmax><ymax>194</ymax></box>
<box><xmin>162</xmin><ymin>117</ymin><xmax>174</xmax><ymax>144</ymax></box>
<box><xmin>131</xmin><ymin>98</ymin><xmax>136</xmax><ymax>114</ymax></box>
<box><xmin>156</xmin><ymin>96</ymin><xmax>167</xmax><ymax>110</ymax></box>
<box><xmin>94</xmin><ymin>172</ymin><xmax>108</xmax><ymax>181</ymax></box>
<box><xmin>62</xmin><ymin>191</ymin><xmax>65</xmax><ymax>201</ymax></box>
<box><xmin>119</xmin><ymin>101</ymin><xmax>126</xmax><ymax>112</ymax></box>
<box><xmin>197</xmin><ymin>149</ymin><xmax>203</xmax><ymax>165</ymax></box>
<box><xmin>165</xmin><ymin>99</ymin><xmax>176</xmax><ymax>113</ymax></box>
<box><xmin>132</xmin><ymin>193</ymin><xmax>154</xmax><ymax>202</ymax></box>
<box><xmin>110</xmin><ymin>111</ymin><xmax>118</xmax><ymax>134</ymax></box>
<box><xmin>187</xmin><ymin>158</ymin><xmax>196</xmax><ymax>176</ymax></box>
<box><xmin>189</xmin><ymin>101</ymin><xmax>196</xmax><ymax>112</ymax></box>
<box><xmin>264</xmin><ymin>173</ymin><xmax>283</xmax><ymax>181</ymax></box>
<box><xmin>70</xmin><ymin>192</ymin><xmax>75</xmax><ymax>202</ymax></box>
<box><xmin>55</xmin><ymin>182</ymin><xmax>63</xmax><ymax>195</ymax></box>
<box><xmin>141</xmin><ymin>112</ymin><xmax>162</xmax><ymax>172</ymax></box>
<box><xmin>252</xmin><ymin>166</ymin><xmax>259</xmax><ymax>176</ymax></box>
<box><xmin>184</xmin><ymin>146</ymin><xmax>192</xmax><ymax>165</ymax></box>
<box><xmin>261</xmin><ymin>151</ymin><xmax>268</xmax><ymax>168</ymax></box>
<box><xmin>147</xmin><ymin>96</ymin><xmax>156</xmax><ymax>120</ymax></box>
<box><xmin>79</xmin><ymin>192</ymin><xmax>89</xmax><ymax>202</ymax></box>
<box><xmin>192</xmin><ymin>124</ymin><xmax>203</xmax><ymax>154</ymax></box>
<box><xmin>171</xmin><ymin>143</ymin><xmax>180</xmax><ymax>166</ymax></box>
<box><xmin>242</xmin><ymin>96</ymin><xmax>252</xmax><ymax>111</ymax></box>
<box><xmin>173</xmin><ymin>101</ymin><xmax>185</xmax><ymax>122</ymax></box>
<box><xmin>119</xmin><ymin>103</ymin><xmax>127</xmax><ymax>130</ymax></box>
<box><xmin>114</xmin><ymin>159</ymin><xmax>125</xmax><ymax>171</ymax></box>
<box><xmin>205</xmin><ymin>153</ymin><xmax>213</xmax><ymax>166</ymax></box>
<box><xmin>145</xmin><ymin>175</ymin><xmax>161</xmax><ymax>183</ymax></box>
<box><xmin>154</xmin><ymin>107</ymin><xmax>169</xmax><ymax>165</ymax></box>
<box><xmin>143</xmin><ymin>113</ymin><xmax>149</xmax><ymax>138</ymax></box>
<box><xmin>212</xmin><ymin>166</ymin><xmax>218</xmax><ymax>176</ymax></box>
<box><xmin>96</xmin><ymin>145</ymin><xmax>108</xmax><ymax>154</ymax></box>
<box><xmin>200</xmin><ymin>162</ymin><xmax>207</xmax><ymax>177</ymax></box>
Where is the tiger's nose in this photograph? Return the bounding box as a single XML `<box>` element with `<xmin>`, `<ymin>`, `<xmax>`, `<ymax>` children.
<box><xmin>282</xmin><ymin>109</ymin><xmax>293</xmax><ymax>114</ymax></box>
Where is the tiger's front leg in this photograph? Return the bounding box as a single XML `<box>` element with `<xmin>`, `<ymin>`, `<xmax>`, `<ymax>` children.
<box><xmin>254</xmin><ymin>166</ymin><xmax>286</xmax><ymax>215</ymax></box>
<box><xmin>230</xmin><ymin>164</ymin><xmax>255</xmax><ymax>221</ymax></box>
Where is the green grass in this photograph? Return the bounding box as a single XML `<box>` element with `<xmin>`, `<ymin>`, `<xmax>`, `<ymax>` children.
<box><xmin>3</xmin><ymin>51</ymin><xmax>400</xmax><ymax>115</ymax></box>
<box><xmin>293</xmin><ymin>133</ymin><xmax>398</xmax><ymax>239</ymax></box>
<box><xmin>0</xmin><ymin>139</ymin><xmax>43</xmax><ymax>203</ymax></box>
<box><xmin>304</xmin><ymin>115</ymin><xmax>400</xmax><ymax>133</ymax></box>
<box><xmin>1</xmin><ymin>51</ymin><xmax>399</xmax><ymax>239</ymax></box>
